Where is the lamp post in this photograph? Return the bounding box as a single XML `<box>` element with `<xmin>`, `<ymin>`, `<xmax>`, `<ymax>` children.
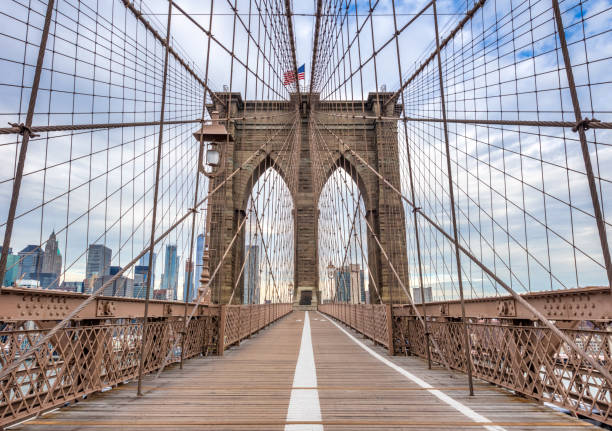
<box><xmin>193</xmin><ymin>109</ymin><xmax>233</xmax><ymax>303</ymax></box>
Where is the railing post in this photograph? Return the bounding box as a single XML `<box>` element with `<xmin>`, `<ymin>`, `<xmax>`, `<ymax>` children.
<box><xmin>432</xmin><ymin>0</ymin><xmax>474</xmax><ymax>396</ymax></box>
<box><xmin>386</xmin><ymin>304</ymin><xmax>394</xmax><ymax>355</ymax></box>
<box><xmin>551</xmin><ymin>0</ymin><xmax>612</xmax><ymax>290</ymax></box>
<box><xmin>217</xmin><ymin>305</ymin><xmax>227</xmax><ymax>355</ymax></box>
<box><xmin>0</xmin><ymin>0</ymin><xmax>56</xmax><ymax>288</ymax></box>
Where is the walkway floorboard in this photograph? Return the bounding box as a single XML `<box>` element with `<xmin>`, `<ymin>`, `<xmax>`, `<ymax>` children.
<box><xmin>12</xmin><ymin>311</ymin><xmax>598</xmax><ymax>430</ymax></box>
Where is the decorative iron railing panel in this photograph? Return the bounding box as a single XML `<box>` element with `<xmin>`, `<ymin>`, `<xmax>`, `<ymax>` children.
<box><xmin>220</xmin><ymin>303</ymin><xmax>293</xmax><ymax>351</ymax></box>
<box><xmin>396</xmin><ymin>316</ymin><xmax>612</xmax><ymax>425</ymax></box>
<box><xmin>0</xmin><ymin>315</ymin><xmax>215</xmax><ymax>427</ymax></box>
<box><xmin>321</xmin><ymin>302</ymin><xmax>612</xmax><ymax>426</ymax></box>
<box><xmin>0</xmin><ymin>302</ymin><xmax>291</xmax><ymax>427</ymax></box>
<box><xmin>318</xmin><ymin>303</ymin><xmax>393</xmax><ymax>352</ymax></box>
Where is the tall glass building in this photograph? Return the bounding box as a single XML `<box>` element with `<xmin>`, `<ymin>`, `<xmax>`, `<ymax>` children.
<box><xmin>161</xmin><ymin>245</ymin><xmax>179</xmax><ymax>300</ymax></box>
<box><xmin>243</xmin><ymin>245</ymin><xmax>259</xmax><ymax>304</ymax></box>
<box><xmin>194</xmin><ymin>234</ymin><xmax>205</xmax><ymax>298</ymax></box>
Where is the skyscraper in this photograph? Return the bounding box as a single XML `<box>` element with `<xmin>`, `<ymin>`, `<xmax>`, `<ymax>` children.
<box><xmin>139</xmin><ymin>251</ymin><xmax>157</xmax><ymax>292</ymax></box>
<box><xmin>38</xmin><ymin>231</ymin><xmax>63</xmax><ymax>289</ymax></box>
<box><xmin>1</xmin><ymin>247</ymin><xmax>19</xmax><ymax>286</ymax></box>
<box><xmin>184</xmin><ymin>259</ymin><xmax>194</xmax><ymax>302</ymax></box>
<box><xmin>243</xmin><ymin>245</ymin><xmax>259</xmax><ymax>304</ymax></box>
<box><xmin>86</xmin><ymin>244</ymin><xmax>112</xmax><ymax>279</ymax></box>
<box><xmin>413</xmin><ymin>286</ymin><xmax>432</xmax><ymax>304</ymax></box>
<box><xmin>133</xmin><ymin>265</ymin><xmax>153</xmax><ymax>299</ymax></box>
<box><xmin>85</xmin><ymin>274</ymin><xmax>133</xmax><ymax>297</ymax></box>
<box><xmin>334</xmin><ymin>267</ymin><xmax>351</xmax><ymax>302</ymax></box>
<box><xmin>334</xmin><ymin>264</ymin><xmax>365</xmax><ymax>304</ymax></box>
<box><xmin>194</xmin><ymin>234</ymin><xmax>204</xmax><ymax>294</ymax></box>
<box><xmin>161</xmin><ymin>245</ymin><xmax>179</xmax><ymax>300</ymax></box>
<box><xmin>59</xmin><ymin>281</ymin><xmax>83</xmax><ymax>293</ymax></box>
<box><xmin>18</xmin><ymin>245</ymin><xmax>43</xmax><ymax>281</ymax></box>
<box><xmin>348</xmin><ymin>264</ymin><xmax>364</xmax><ymax>305</ymax></box>
<box><xmin>41</xmin><ymin>231</ymin><xmax>62</xmax><ymax>274</ymax></box>
<box><xmin>139</xmin><ymin>251</ymin><xmax>157</xmax><ymax>269</ymax></box>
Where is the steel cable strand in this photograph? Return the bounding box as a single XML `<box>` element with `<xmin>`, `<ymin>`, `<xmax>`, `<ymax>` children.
<box><xmin>0</xmin><ymin>114</ymin><xmax>297</xmax><ymax>382</ymax></box>
<box><xmin>313</xmin><ymin>113</ymin><xmax>612</xmax><ymax>386</ymax></box>
<box><xmin>311</xmin><ymin>117</ymin><xmax>452</xmax><ymax>369</ymax></box>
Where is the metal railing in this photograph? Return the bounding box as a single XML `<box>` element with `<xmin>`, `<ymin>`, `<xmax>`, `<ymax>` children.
<box><xmin>0</xmin><ymin>301</ymin><xmax>292</xmax><ymax>428</ymax></box>
<box><xmin>219</xmin><ymin>303</ymin><xmax>293</xmax><ymax>352</ymax></box>
<box><xmin>321</xmin><ymin>302</ymin><xmax>612</xmax><ymax>426</ymax></box>
<box><xmin>318</xmin><ymin>303</ymin><xmax>393</xmax><ymax>353</ymax></box>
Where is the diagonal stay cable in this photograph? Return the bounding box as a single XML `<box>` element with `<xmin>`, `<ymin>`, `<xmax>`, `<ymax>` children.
<box><xmin>0</xmin><ymin>113</ymin><xmax>296</xmax><ymax>382</ymax></box>
<box><xmin>313</xmin><ymin>113</ymin><xmax>612</xmax><ymax>386</ymax></box>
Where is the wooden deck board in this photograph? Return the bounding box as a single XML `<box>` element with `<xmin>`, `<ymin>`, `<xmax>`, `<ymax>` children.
<box><xmin>11</xmin><ymin>311</ymin><xmax>600</xmax><ymax>430</ymax></box>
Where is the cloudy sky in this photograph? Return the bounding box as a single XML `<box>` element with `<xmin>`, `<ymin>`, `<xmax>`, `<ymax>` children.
<box><xmin>0</xmin><ymin>0</ymin><xmax>610</xmax><ymax>302</ymax></box>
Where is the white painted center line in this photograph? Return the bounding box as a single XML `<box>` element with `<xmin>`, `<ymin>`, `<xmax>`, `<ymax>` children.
<box><xmin>285</xmin><ymin>311</ymin><xmax>323</xmax><ymax>431</ymax></box>
<box><xmin>320</xmin><ymin>312</ymin><xmax>506</xmax><ymax>431</ymax></box>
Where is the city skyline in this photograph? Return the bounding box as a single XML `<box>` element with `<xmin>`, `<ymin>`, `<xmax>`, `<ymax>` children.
<box><xmin>1</xmin><ymin>231</ymin><xmax>206</xmax><ymax>301</ymax></box>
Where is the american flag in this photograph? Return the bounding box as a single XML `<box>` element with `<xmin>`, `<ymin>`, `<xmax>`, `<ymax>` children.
<box><xmin>283</xmin><ymin>64</ymin><xmax>305</xmax><ymax>85</ymax></box>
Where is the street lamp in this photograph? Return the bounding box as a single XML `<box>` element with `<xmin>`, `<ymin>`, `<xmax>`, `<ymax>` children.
<box><xmin>326</xmin><ymin>261</ymin><xmax>335</xmax><ymax>279</ymax></box>
<box><xmin>326</xmin><ymin>261</ymin><xmax>336</xmax><ymax>303</ymax></box>
<box><xmin>193</xmin><ymin>110</ymin><xmax>233</xmax><ymax>177</ymax></box>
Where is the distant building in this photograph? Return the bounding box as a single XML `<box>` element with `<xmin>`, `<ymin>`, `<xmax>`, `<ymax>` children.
<box><xmin>184</xmin><ymin>259</ymin><xmax>195</xmax><ymax>302</ymax></box>
<box><xmin>38</xmin><ymin>273</ymin><xmax>60</xmax><ymax>289</ymax></box>
<box><xmin>16</xmin><ymin>233</ymin><xmax>63</xmax><ymax>289</ymax></box>
<box><xmin>40</xmin><ymin>231</ymin><xmax>62</xmax><ymax>288</ymax></box>
<box><xmin>243</xmin><ymin>245</ymin><xmax>259</xmax><ymax>304</ymax></box>
<box><xmin>334</xmin><ymin>264</ymin><xmax>365</xmax><ymax>304</ymax></box>
<box><xmin>348</xmin><ymin>264</ymin><xmax>365</xmax><ymax>304</ymax></box>
<box><xmin>86</xmin><ymin>244</ymin><xmax>112</xmax><ymax>279</ymax></box>
<box><xmin>16</xmin><ymin>279</ymin><xmax>40</xmax><ymax>288</ymax></box>
<box><xmin>413</xmin><ymin>286</ymin><xmax>433</xmax><ymax>304</ymax></box>
<box><xmin>153</xmin><ymin>288</ymin><xmax>169</xmax><ymax>300</ymax></box>
<box><xmin>133</xmin><ymin>265</ymin><xmax>153</xmax><ymax>299</ymax></box>
<box><xmin>195</xmin><ymin>234</ymin><xmax>204</xmax><ymax>290</ymax></box>
<box><xmin>18</xmin><ymin>245</ymin><xmax>43</xmax><ymax>281</ymax></box>
<box><xmin>1</xmin><ymin>247</ymin><xmax>19</xmax><ymax>286</ymax></box>
<box><xmin>334</xmin><ymin>267</ymin><xmax>351</xmax><ymax>302</ymax></box>
<box><xmin>59</xmin><ymin>281</ymin><xmax>83</xmax><ymax>293</ymax></box>
<box><xmin>161</xmin><ymin>245</ymin><xmax>179</xmax><ymax>300</ymax></box>
<box><xmin>84</xmin><ymin>274</ymin><xmax>133</xmax><ymax>297</ymax></box>
<box><xmin>139</xmin><ymin>251</ymin><xmax>157</xmax><ymax>289</ymax></box>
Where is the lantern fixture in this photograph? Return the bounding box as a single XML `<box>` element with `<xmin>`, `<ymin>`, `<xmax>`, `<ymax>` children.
<box><xmin>205</xmin><ymin>145</ymin><xmax>221</xmax><ymax>167</ymax></box>
<box><xmin>193</xmin><ymin>110</ymin><xmax>234</xmax><ymax>143</ymax></box>
<box><xmin>326</xmin><ymin>261</ymin><xmax>335</xmax><ymax>280</ymax></box>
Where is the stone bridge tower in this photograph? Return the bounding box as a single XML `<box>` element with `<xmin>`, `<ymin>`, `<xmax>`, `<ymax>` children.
<box><xmin>204</xmin><ymin>92</ymin><xmax>409</xmax><ymax>307</ymax></box>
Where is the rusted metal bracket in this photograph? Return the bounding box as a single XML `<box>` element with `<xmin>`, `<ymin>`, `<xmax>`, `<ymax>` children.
<box><xmin>497</xmin><ymin>299</ymin><xmax>516</xmax><ymax>317</ymax></box>
<box><xmin>96</xmin><ymin>300</ymin><xmax>116</xmax><ymax>317</ymax></box>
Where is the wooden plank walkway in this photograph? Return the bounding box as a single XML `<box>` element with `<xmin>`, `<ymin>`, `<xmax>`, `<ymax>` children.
<box><xmin>11</xmin><ymin>311</ymin><xmax>598</xmax><ymax>430</ymax></box>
